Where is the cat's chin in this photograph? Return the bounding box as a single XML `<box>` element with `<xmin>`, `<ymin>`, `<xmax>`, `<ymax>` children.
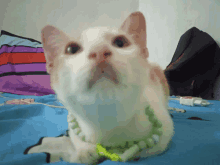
<box><xmin>88</xmin><ymin>77</ymin><xmax>119</xmax><ymax>90</ymax></box>
<box><xmin>88</xmin><ymin>74</ymin><xmax>119</xmax><ymax>89</ymax></box>
<box><xmin>76</xmin><ymin>77</ymin><xmax>129</xmax><ymax>104</ymax></box>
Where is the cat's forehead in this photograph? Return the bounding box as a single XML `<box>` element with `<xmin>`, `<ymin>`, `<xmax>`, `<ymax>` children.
<box><xmin>81</xmin><ymin>27</ymin><xmax>120</xmax><ymax>42</ymax></box>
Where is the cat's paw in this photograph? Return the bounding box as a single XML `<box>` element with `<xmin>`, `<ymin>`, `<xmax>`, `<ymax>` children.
<box><xmin>24</xmin><ymin>136</ymin><xmax>77</xmax><ymax>163</ymax></box>
<box><xmin>75</xmin><ymin>143</ymin><xmax>99</xmax><ymax>164</ymax></box>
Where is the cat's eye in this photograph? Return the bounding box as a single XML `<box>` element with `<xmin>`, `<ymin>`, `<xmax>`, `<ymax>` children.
<box><xmin>65</xmin><ymin>43</ymin><xmax>81</xmax><ymax>54</ymax></box>
<box><xmin>113</xmin><ymin>36</ymin><xmax>130</xmax><ymax>48</ymax></box>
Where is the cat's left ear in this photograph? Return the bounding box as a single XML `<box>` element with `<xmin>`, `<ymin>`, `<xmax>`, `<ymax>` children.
<box><xmin>120</xmin><ymin>12</ymin><xmax>148</xmax><ymax>58</ymax></box>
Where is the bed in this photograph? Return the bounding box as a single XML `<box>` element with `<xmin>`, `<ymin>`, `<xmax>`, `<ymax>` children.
<box><xmin>0</xmin><ymin>30</ymin><xmax>220</xmax><ymax>165</ymax></box>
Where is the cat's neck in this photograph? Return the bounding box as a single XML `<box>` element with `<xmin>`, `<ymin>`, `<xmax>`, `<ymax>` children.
<box><xmin>65</xmin><ymin>91</ymin><xmax>152</xmax><ymax>145</ymax></box>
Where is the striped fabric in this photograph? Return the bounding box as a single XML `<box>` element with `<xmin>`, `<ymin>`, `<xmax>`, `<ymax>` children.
<box><xmin>0</xmin><ymin>30</ymin><xmax>55</xmax><ymax>96</ymax></box>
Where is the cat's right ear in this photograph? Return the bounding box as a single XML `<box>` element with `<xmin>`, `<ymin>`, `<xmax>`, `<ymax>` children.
<box><xmin>41</xmin><ymin>25</ymin><xmax>69</xmax><ymax>74</ymax></box>
<box><xmin>120</xmin><ymin>12</ymin><xmax>148</xmax><ymax>58</ymax></box>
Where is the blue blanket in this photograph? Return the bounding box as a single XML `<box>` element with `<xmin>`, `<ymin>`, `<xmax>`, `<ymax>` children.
<box><xmin>0</xmin><ymin>93</ymin><xmax>220</xmax><ymax>165</ymax></box>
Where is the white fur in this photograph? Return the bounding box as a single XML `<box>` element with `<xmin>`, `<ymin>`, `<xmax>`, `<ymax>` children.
<box><xmin>27</xmin><ymin>12</ymin><xmax>174</xmax><ymax>164</ymax></box>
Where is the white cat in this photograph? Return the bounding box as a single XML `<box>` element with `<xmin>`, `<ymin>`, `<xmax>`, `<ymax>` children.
<box><xmin>26</xmin><ymin>11</ymin><xmax>174</xmax><ymax>164</ymax></box>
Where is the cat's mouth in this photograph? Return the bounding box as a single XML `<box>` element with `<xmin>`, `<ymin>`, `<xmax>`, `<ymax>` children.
<box><xmin>88</xmin><ymin>62</ymin><xmax>119</xmax><ymax>89</ymax></box>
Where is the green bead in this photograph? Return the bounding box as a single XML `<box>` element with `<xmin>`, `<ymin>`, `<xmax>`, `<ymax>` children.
<box><xmin>138</xmin><ymin>141</ymin><xmax>147</xmax><ymax>149</ymax></box>
<box><xmin>105</xmin><ymin>146</ymin><xmax>111</xmax><ymax>150</ymax></box>
<box><xmin>72</xmin><ymin>122</ymin><xmax>78</xmax><ymax>129</ymax></box>
<box><xmin>146</xmin><ymin>138</ymin><xmax>154</xmax><ymax>147</ymax></box>
<box><xmin>128</xmin><ymin>141</ymin><xmax>134</xmax><ymax>147</ymax></box>
<box><xmin>125</xmin><ymin>141</ymin><xmax>129</xmax><ymax>148</ymax></box>
<box><xmin>113</xmin><ymin>149</ymin><xmax>121</xmax><ymax>154</ymax></box>
<box><xmin>76</xmin><ymin>129</ymin><xmax>81</xmax><ymax>135</ymax></box>
<box><xmin>154</xmin><ymin>120</ymin><xmax>162</xmax><ymax>128</ymax></box>
<box><xmin>71</xmin><ymin>118</ymin><xmax>76</xmax><ymax>122</ymax></box>
<box><xmin>148</xmin><ymin>106</ymin><xmax>154</xmax><ymax>112</ymax></box>
<box><xmin>81</xmin><ymin>136</ymin><xmax>86</xmax><ymax>141</ymax></box>
<box><xmin>72</xmin><ymin>127</ymin><xmax>80</xmax><ymax>134</ymax></box>
<box><xmin>154</xmin><ymin>128</ymin><xmax>163</xmax><ymax>136</ymax></box>
<box><xmin>120</xmin><ymin>141</ymin><xmax>126</xmax><ymax>148</ymax></box>
<box><xmin>152</xmin><ymin>134</ymin><xmax>160</xmax><ymax>143</ymax></box>
<box><xmin>145</xmin><ymin>108</ymin><xmax>154</xmax><ymax>114</ymax></box>
<box><xmin>115</xmin><ymin>148</ymin><xmax>124</xmax><ymax>154</ymax></box>
<box><xmin>148</xmin><ymin>116</ymin><xmax>155</xmax><ymax>122</ymax></box>
<box><xmin>108</xmin><ymin>149</ymin><xmax>114</xmax><ymax>154</ymax></box>
<box><xmin>146</xmin><ymin>113</ymin><xmax>154</xmax><ymax>119</ymax></box>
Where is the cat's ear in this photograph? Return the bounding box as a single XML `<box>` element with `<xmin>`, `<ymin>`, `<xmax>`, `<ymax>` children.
<box><xmin>120</xmin><ymin>12</ymin><xmax>148</xmax><ymax>58</ymax></box>
<box><xmin>41</xmin><ymin>25</ymin><xmax>69</xmax><ymax>73</ymax></box>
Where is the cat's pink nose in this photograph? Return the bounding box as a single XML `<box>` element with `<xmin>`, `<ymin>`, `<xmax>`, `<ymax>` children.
<box><xmin>89</xmin><ymin>50</ymin><xmax>112</xmax><ymax>63</ymax></box>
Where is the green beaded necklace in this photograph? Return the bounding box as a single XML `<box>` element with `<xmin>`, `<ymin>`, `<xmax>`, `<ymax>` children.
<box><xmin>67</xmin><ymin>105</ymin><xmax>162</xmax><ymax>162</ymax></box>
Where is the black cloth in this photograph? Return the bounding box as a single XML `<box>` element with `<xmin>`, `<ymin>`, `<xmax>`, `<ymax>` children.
<box><xmin>164</xmin><ymin>27</ymin><xmax>220</xmax><ymax>99</ymax></box>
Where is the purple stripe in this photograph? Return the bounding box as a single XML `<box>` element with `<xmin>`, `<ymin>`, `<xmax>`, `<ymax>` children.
<box><xmin>0</xmin><ymin>45</ymin><xmax>44</xmax><ymax>54</ymax></box>
<box><xmin>0</xmin><ymin>75</ymin><xmax>55</xmax><ymax>96</ymax></box>
<box><xmin>0</xmin><ymin>63</ymin><xmax>47</xmax><ymax>74</ymax></box>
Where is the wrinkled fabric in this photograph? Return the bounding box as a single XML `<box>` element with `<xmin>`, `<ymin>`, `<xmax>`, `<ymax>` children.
<box><xmin>0</xmin><ymin>93</ymin><xmax>220</xmax><ymax>165</ymax></box>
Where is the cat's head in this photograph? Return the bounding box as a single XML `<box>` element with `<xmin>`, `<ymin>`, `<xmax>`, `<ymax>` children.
<box><xmin>41</xmin><ymin>12</ymin><xmax>151</xmax><ymax>104</ymax></box>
